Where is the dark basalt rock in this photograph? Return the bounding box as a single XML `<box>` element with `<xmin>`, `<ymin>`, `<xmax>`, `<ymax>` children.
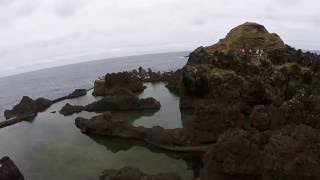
<box><xmin>85</xmin><ymin>94</ymin><xmax>161</xmax><ymax>111</ymax></box>
<box><xmin>59</xmin><ymin>103</ymin><xmax>84</xmax><ymax>116</ymax></box>
<box><xmin>61</xmin><ymin>89</ymin><xmax>161</xmax><ymax>116</ymax></box>
<box><xmin>179</xmin><ymin>96</ymin><xmax>197</xmax><ymax>110</ymax></box>
<box><xmin>92</xmin><ymin>71</ymin><xmax>146</xmax><ymax>96</ymax></box>
<box><xmin>73</xmin><ymin>23</ymin><xmax>320</xmax><ymax>180</ymax></box>
<box><xmin>185</xmin><ymin>103</ymin><xmax>245</xmax><ymax>145</ymax></box>
<box><xmin>93</xmin><ymin>66</ymin><xmax>183</xmax><ymax>96</ymax></box>
<box><xmin>135</xmin><ymin>97</ymin><xmax>161</xmax><ymax>110</ymax></box>
<box><xmin>75</xmin><ymin>115</ymin><xmax>145</xmax><ymax>139</ymax></box>
<box><xmin>200</xmin><ymin>125</ymin><xmax>320</xmax><ymax>180</ymax></box>
<box><xmin>0</xmin><ymin>156</ymin><xmax>24</xmax><ymax>180</ymax></box>
<box><xmin>67</xmin><ymin>89</ymin><xmax>87</xmax><ymax>99</ymax></box>
<box><xmin>75</xmin><ymin>114</ymin><xmax>212</xmax><ymax>151</ymax></box>
<box><xmin>180</xmin><ymin>38</ymin><xmax>320</xmax><ymax>179</ymax></box>
<box><xmin>4</xmin><ymin>96</ymin><xmax>52</xmax><ymax>119</ymax></box>
<box><xmin>200</xmin><ymin>129</ymin><xmax>263</xmax><ymax>180</ymax></box>
<box><xmin>99</xmin><ymin>166</ymin><xmax>182</xmax><ymax>180</ymax></box>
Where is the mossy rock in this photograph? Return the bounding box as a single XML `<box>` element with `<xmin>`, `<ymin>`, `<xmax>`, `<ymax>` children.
<box><xmin>208</xmin><ymin>68</ymin><xmax>235</xmax><ymax>79</ymax></box>
<box><xmin>275</xmin><ymin>62</ymin><xmax>301</xmax><ymax>75</ymax></box>
<box><xmin>205</xmin><ymin>22</ymin><xmax>285</xmax><ymax>53</ymax></box>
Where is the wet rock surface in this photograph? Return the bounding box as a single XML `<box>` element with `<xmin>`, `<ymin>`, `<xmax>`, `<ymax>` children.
<box><xmin>4</xmin><ymin>96</ymin><xmax>52</xmax><ymax>119</ymax></box>
<box><xmin>99</xmin><ymin>166</ymin><xmax>182</xmax><ymax>180</ymax></box>
<box><xmin>0</xmin><ymin>156</ymin><xmax>24</xmax><ymax>180</ymax></box>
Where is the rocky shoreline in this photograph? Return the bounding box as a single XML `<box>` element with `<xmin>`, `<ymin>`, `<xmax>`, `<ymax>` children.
<box><xmin>0</xmin><ymin>156</ymin><xmax>24</xmax><ymax>180</ymax></box>
<box><xmin>2</xmin><ymin>22</ymin><xmax>320</xmax><ymax>180</ymax></box>
<box><xmin>1</xmin><ymin>88</ymin><xmax>89</xmax><ymax>128</ymax></box>
<box><xmin>77</xmin><ymin>22</ymin><xmax>320</xmax><ymax>180</ymax></box>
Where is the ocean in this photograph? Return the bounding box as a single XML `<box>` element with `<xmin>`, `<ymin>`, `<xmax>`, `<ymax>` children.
<box><xmin>0</xmin><ymin>51</ymin><xmax>189</xmax><ymax>119</ymax></box>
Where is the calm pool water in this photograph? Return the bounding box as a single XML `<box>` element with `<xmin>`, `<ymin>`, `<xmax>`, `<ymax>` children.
<box><xmin>112</xmin><ymin>83</ymin><xmax>193</xmax><ymax>129</ymax></box>
<box><xmin>0</xmin><ymin>84</ymin><xmax>195</xmax><ymax>180</ymax></box>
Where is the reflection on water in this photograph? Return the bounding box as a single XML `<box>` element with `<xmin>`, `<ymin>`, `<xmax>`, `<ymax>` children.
<box><xmin>0</xmin><ymin>84</ymin><xmax>195</xmax><ymax>180</ymax></box>
<box><xmin>113</xmin><ymin>83</ymin><xmax>193</xmax><ymax>129</ymax></box>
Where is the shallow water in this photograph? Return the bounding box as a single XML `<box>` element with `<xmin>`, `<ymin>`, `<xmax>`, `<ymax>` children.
<box><xmin>0</xmin><ymin>84</ymin><xmax>196</xmax><ymax>180</ymax></box>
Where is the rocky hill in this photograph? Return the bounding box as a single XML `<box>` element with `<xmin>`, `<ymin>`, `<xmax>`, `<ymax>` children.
<box><xmin>205</xmin><ymin>22</ymin><xmax>285</xmax><ymax>53</ymax></box>
<box><xmin>177</xmin><ymin>23</ymin><xmax>320</xmax><ymax>180</ymax></box>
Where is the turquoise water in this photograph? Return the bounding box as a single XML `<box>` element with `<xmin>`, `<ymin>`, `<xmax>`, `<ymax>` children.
<box><xmin>0</xmin><ymin>84</ymin><xmax>195</xmax><ymax>180</ymax></box>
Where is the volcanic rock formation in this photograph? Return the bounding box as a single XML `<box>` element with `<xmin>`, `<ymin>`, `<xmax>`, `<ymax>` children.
<box><xmin>205</xmin><ymin>22</ymin><xmax>285</xmax><ymax>53</ymax></box>
<box><xmin>4</xmin><ymin>96</ymin><xmax>52</xmax><ymax>120</ymax></box>
<box><xmin>74</xmin><ymin>22</ymin><xmax>320</xmax><ymax>180</ymax></box>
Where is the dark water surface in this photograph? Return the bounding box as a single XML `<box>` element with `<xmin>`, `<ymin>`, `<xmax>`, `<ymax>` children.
<box><xmin>0</xmin><ymin>52</ymin><xmax>197</xmax><ymax>180</ymax></box>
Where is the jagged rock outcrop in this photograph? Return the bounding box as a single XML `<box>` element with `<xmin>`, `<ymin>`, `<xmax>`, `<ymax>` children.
<box><xmin>75</xmin><ymin>113</ymin><xmax>211</xmax><ymax>151</ymax></box>
<box><xmin>60</xmin><ymin>89</ymin><xmax>161</xmax><ymax>116</ymax></box>
<box><xmin>75</xmin><ymin>101</ymin><xmax>248</xmax><ymax>150</ymax></box>
<box><xmin>73</xmin><ymin>22</ymin><xmax>320</xmax><ymax>180</ymax></box>
<box><xmin>66</xmin><ymin>89</ymin><xmax>87</xmax><ymax>99</ymax></box>
<box><xmin>93</xmin><ymin>67</ymin><xmax>182</xmax><ymax>96</ymax></box>
<box><xmin>180</xmin><ymin>23</ymin><xmax>320</xmax><ymax>180</ymax></box>
<box><xmin>200</xmin><ymin>125</ymin><xmax>320</xmax><ymax>180</ymax></box>
<box><xmin>0</xmin><ymin>156</ymin><xmax>24</xmax><ymax>180</ymax></box>
<box><xmin>99</xmin><ymin>166</ymin><xmax>182</xmax><ymax>180</ymax></box>
<box><xmin>205</xmin><ymin>22</ymin><xmax>285</xmax><ymax>53</ymax></box>
<box><xmin>4</xmin><ymin>96</ymin><xmax>52</xmax><ymax>119</ymax></box>
<box><xmin>92</xmin><ymin>71</ymin><xmax>146</xmax><ymax>96</ymax></box>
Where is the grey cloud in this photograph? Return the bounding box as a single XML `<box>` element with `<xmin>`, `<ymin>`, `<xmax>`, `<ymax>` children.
<box><xmin>54</xmin><ymin>1</ymin><xmax>86</xmax><ymax>18</ymax></box>
<box><xmin>0</xmin><ymin>0</ymin><xmax>15</xmax><ymax>6</ymax></box>
<box><xmin>192</xmin><ymin>19</ymin><xmax>206</xmax><ymax>26</ymax></box>
<box><xmin>0</xmin><ymin>0</ymin><xmax>319</xmax><ymax>76</ymax></box>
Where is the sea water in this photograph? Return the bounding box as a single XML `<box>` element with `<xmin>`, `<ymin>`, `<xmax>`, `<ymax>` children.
<box><xmin>0</xmin><ymin>52</ymin><xmax>199</xmax><ymax>180</ymax></box>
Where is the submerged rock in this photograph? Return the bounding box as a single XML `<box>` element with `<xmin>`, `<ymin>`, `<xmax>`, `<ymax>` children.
<box><xmin>0</xmin><ymin>114</ymin><xmax>36</xmax><ymax>129</ymax></box>
<box><xmin>99</xmin><ymin>166</ymin><xmax>182</xmax><ymax>180</ymax></box>
<box><xmin>0</xmin><ymin>156</ymin><xmax>24</xmax><ymax>180</ymax></box>
<box><xmin>4</xmin><ymin>96</ymin><xmax>52</xmax><ymax>119</ymax></box>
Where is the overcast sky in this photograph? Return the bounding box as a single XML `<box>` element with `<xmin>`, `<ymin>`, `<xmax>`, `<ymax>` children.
<box><xmin>0</xmin><ymin>0</ymin><xmax>319</xmax><ymax>77</ymax></box>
